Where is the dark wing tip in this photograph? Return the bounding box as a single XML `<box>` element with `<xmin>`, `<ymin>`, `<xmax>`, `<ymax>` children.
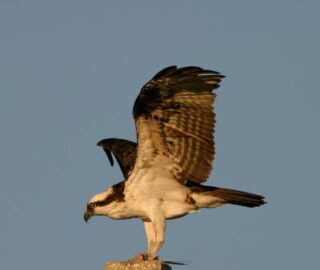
<box><xmin>152</xmin><ymin>65</ymin><xmax>225</xmax><ymax>81</ymax></box>
<box><xmin>152</xmin><ymin>65</ymin><xmax>177</xmax><ymax>79</ymax></box>
<box><xmin>97</xmin><ymin>139</ymin><xmax>114</xmax><ymax>166</ymax></box>
<box><xmin>96</xmin><ymin>138</ymin><xmax>138</xmax><ymax>178</ymax></box>
<box><xmin>97</xmin><ymin>138</ymin><xmax>109</xmax><ymax>146</ymax></box>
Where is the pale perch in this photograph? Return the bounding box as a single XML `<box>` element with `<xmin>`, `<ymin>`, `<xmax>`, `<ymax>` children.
<box><xmin>105</xmin><ymin>260</ymin><xmax>172</xmax><ymax>270</ymax></box>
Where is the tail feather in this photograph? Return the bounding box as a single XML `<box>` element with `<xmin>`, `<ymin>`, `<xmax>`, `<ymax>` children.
<box><xmin>187</xmin><ymin>182</ymin><xmax>266</xmax><ymax>208</ymax></box>
<box><xmin>210</xmin><ymin>187</ymin><xmax>265</xmax><ymax>208</ymax></box>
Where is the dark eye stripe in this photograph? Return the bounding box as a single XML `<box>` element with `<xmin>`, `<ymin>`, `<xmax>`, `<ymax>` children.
<box><xmin>95</xmin><ymin>182</ymin><xmax>126</xmax><ymax>207</ymax></box>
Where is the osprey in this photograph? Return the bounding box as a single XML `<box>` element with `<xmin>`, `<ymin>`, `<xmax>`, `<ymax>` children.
<box><xmin>84</xmin><ymin>66</ymin><xmax>265</xmax><ymax>260</ymax></box>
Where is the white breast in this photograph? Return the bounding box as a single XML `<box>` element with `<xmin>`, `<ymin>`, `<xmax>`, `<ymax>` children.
<box><xmin>126</xmin><ymin>166</ymin><xmax>197</xmax><ymax>220</ymax></box>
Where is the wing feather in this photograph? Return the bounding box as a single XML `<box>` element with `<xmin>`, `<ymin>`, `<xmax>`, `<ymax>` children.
<box><xmin>132</xmin><ymin>66</ymin><xmax>224</xmax><ymax>184</ymax></box>
<box><xmin>97</xmin><ymin>138</ymin><xmax>137</xmax><ymax>178</ymax></box>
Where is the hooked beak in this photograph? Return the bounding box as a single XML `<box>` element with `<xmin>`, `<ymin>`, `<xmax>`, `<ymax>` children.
<box><xmin>83</xmin><ymin>209</ymin><xmax>93</xmax><ymax>223</ymax></box>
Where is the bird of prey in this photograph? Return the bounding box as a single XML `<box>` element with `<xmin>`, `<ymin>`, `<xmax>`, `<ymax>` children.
<box><xmin>84</xmin><ymin>66</ymin><xmax>265</xmax><ymax>261</ymax></box>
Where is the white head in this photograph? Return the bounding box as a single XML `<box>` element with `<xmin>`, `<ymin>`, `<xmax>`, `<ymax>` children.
<box><xmin>83</xmin><ymin>181</ymin><xmax>125</xmax><ymax>222</ymax></box>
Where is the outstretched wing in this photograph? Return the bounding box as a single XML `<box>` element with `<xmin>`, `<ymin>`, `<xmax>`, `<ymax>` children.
<box><xmin>97</xmin><ymin>138</ymin><xmax>137</xmax><ymax>178</ymax></box>
<box><xmin>132</xmin><ymin>66</ymin><xmax>224</xmax><ymax>184</ymax></box>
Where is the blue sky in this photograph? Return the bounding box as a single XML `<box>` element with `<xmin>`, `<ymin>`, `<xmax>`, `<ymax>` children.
<box><xmin>1</xmin><ymin>1</ymin><xmax>319</xmax><ymax>270</ymax></box>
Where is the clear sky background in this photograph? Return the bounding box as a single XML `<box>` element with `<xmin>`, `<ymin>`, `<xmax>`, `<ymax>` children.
<box><xmin>1</xmin><ymin>1</ymin><xmax>319</xmax><ymax>270</ymax></box>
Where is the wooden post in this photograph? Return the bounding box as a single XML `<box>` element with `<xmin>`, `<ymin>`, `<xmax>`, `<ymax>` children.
<box><xmin>104</xmin><ymin>260</ymin><xmax>172</xmax><ymax>270</ymax></box>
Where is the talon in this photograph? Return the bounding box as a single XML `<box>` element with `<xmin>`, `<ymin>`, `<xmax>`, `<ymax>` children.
<box><xmin>146</xmin><ymin>254</ymin><xmax>159</xmax><ymax>261</ymax></box>
<box><xmin>130</xmin><ymin>252</ymin><xmax>159</xmax><ymax>261</ymax></box>
<box><xmin>130</xmin><ymin>252</ymin><xmax>149</xmax><ymax>261</ymax></box>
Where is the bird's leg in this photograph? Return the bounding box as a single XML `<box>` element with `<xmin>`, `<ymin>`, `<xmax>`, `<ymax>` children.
<box><xmin>144</xmin><ymin>221</ymin><xmax>156</xmax><ymax>260</ymax></box>
<box><xmin>144</xmin><ymin>216</ymin><xmax>165</xmax><ymax>260</ymax></box>
<box><xmin>132</xmin><ymin>218</ymin><xmax>166</xmax><ymax>261</ymax></box>
<box><xmin>129</xmin><ymin>221</ymin><xmax>155</xmax><ymax>261</ymax></box>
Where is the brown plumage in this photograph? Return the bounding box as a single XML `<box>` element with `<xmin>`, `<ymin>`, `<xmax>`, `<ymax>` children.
<box><xmin>133</xmin><ymin>66</ymin><xmax>224</xmax><ymax>183</ymax></box>
<box><xmin>86</xmin><ymin>66</ymin><xmax>265</xmax><ymax>261</ymax></box>
<box><xmin>97</xmin><ymin>138</ymin><xmax>137</xmax><ymax>178</ymax></box>
<box><xmin>97</xmin><ymin>139</ymin><xmax>265</xmax><ymax>209</ymax></box>
<box><xmin>186</xmin><ymin>182</ymin><xmax>265</xmax><ymax>208</ymax></box>
<box><xmin>96</xmin><ymin>66</ymin><xmax>264</xmax><ymax>208</ymax></box>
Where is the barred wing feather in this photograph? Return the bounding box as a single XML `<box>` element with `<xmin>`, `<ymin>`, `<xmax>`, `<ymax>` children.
<box><xmin>132</xmin><ymin>66</ymin><xmax>224</xmax><ymax>184</ymax></box>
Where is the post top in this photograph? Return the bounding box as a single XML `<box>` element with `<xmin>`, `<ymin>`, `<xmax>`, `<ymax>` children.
<box><xmin>105</xmin><ymin>260</ymin><xmax>172</xmax><ymax>270</ymax></box>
